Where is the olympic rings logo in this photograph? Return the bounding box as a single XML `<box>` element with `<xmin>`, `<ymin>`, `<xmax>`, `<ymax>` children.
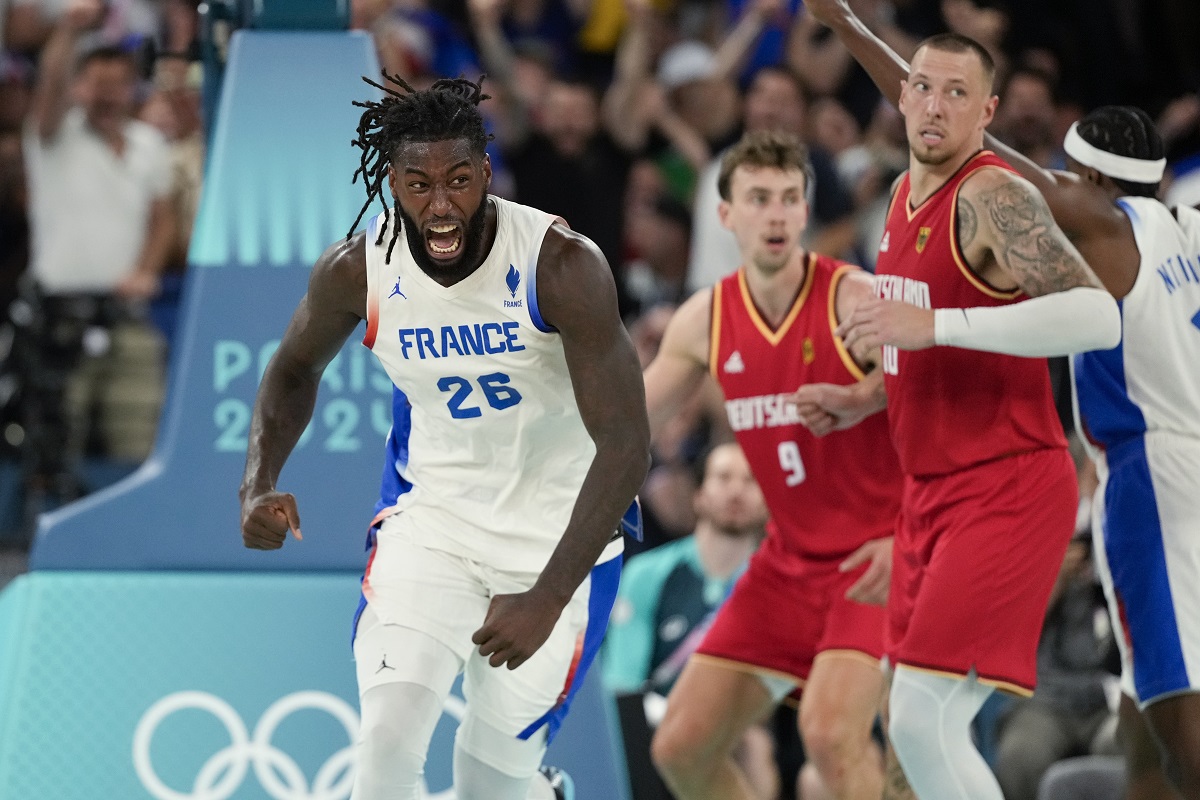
<box><xmin>133</xmin><ymin>690</ymin><xmax>358</xmax><ymax>800</ymax></box>
<box><xmin>132</xmin><ymin>690</ymin><xmax>468</xmax><ymax>800</ymax></box>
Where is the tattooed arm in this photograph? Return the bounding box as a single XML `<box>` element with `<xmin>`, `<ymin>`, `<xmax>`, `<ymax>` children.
<box><xmin>957</xmin><ymin>168</ymin><xmax>1102</xmax><ymax>296</ymax></box>
<box><xmin>834</xmin><ymin>168</ymin><xmax>1119</xmax><ymax>357</ymax></box>
<box><xmin>928</xmin><ymin>168</ymin><xmax>1120</xmax><ymax>356</ymax></box>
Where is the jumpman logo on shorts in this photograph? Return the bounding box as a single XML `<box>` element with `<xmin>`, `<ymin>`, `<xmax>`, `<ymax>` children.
<box><xmin>389</xmin><ymin>278</ymin><xmax>406</xmax><ymax>299</ymax></box>
<box><xmin>376</xmin><ymin>655</ymin><xmax>395</xmax><ymax>673</ymax></box>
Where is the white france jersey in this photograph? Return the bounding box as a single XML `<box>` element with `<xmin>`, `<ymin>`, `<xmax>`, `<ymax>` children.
<box><xmin>1072</xmin><ymin>197</ymin><xmax>1200</xmax><ymax>705</ymax></box>
<box><xmin>362</xmin><ymin>197</ymin><xmax>619</xmax><ymax>573</ymax></box>
<box><xmin>1073</xmin><ymin>197</ymin><xmax>1200</xmax><ymax>447</ymax></box>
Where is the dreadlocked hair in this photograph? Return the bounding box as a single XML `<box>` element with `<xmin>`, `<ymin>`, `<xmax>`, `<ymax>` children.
<box><xmin>1075</xmin><ymin>106</ymin><xmax>1165</xmax><ymax>197</ymax></box>
<box><xmin>347</xmin><ymin>73</ymin><xmax>492</xmax><ymax>262</ymax></box>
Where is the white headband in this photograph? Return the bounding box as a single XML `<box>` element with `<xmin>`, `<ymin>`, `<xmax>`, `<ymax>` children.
<box><xmin>1063</xmin><ymin>121</ymin><xmax>1166</xmax><ymax>184</ymax></box>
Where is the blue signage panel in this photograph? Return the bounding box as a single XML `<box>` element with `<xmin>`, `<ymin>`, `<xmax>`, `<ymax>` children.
<box><xmin>0</xmin><ymin>572</ymin><xmax>630</xmax><ymax>799</ymax></box>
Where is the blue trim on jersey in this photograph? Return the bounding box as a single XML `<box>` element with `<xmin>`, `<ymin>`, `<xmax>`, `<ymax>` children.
<box><xmin>374</xmin><ymin>386</ymin><xmax>414</xmax><ymax>521</ymax></box>
<box><xmin>525</xmin><ymin>249</ymin><xmax>556</xmax><ymax>333</ymax></box>
<box><xmin>1073</xmin><ymin>300</ymin><xmax>1147</xmax><ymax>446</ymax></box>
<box><xmin>518</xmin><ymin>554</ymin><xmax>622</xmax><ymax>743</ymax></box>
<box><xmin>353</xmin><ymin>385</ymin><xmax>415</xmax><ymax>648</ymax></box>
<box><xmin>1116</xmin><ymin>197</ymin><xmax>1140</xmax><ymax>225</ymax></box>
<box><xmin>1104</xmin><ymin>435</ymin><xmax>1191</xmax><ymax>702</ymax></box>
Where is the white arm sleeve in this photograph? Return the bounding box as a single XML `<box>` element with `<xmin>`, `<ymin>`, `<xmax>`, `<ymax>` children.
<box><xmin>933</xmin><ymin>286</ymin><xmax>1121</xmax><ymax>357</ymax></box>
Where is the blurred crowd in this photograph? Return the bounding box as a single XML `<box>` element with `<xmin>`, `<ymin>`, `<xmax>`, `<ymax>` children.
<box><xmin>0</xmin><ymin>0</ymin><xmax>1199</xmax><ymax>797</ymax></box>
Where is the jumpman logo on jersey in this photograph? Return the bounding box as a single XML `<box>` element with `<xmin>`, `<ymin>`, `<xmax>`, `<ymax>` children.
<box><xmin>389</xmin><ymin>278</ymin><xmax>407</xmax><ymax>299</ymax></box>
<box><xmin>376</xmin><ymin>655</ymin><xmax>395</xmax><ymax>674</ymax></box>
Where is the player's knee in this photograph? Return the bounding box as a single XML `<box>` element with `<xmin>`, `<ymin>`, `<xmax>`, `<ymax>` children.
<box><xmin>651</xmin><ymin>715</ymin><xmax>716</xmax><ymax>779</ymax></box>
<box><xmin>799</xmin><ymin>705</ymin><xmax>858</xmax><ymax>767</ymax></box>
<box><xmin>355</xmin><ymin>681</ymin><xmax>443</xmax><ymax>792</ymax></box>
<box><xmin>356</xmin><ymin>712</ymin><xmax>426</xmax><ymax>784</ymax></box>
<box><xmin>455</xmin><ymin>713</ymin><xmax>545</xmax><ymax>780</ymax></box>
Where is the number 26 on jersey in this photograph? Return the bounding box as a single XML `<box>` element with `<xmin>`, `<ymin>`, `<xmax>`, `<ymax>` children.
<box><xmin>437</xmin><ymin>372</ymin><xmax>523</xmax><ymax>419</ymax></box>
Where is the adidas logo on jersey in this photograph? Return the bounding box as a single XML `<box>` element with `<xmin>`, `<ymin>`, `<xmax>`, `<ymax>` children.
<box><xmin>879</xmin><ymin>232</ymin><xmax>890</xmax><ymax>252</ymax></box>
<box><xmin>724</xmin><ymin>351</ymin><xmax>745</xmax><ymax>374</ymax></box>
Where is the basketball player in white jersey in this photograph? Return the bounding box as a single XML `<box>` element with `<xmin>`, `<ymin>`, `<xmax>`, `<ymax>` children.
<box><xmin>239</xmin><ymin>75</ymin><xmax>650</xmax><ymax>800</ymax></box>
<box><xmin>792</xmin><ymin>2</ymin><xmax>1200</xmax><ymax>796</ymax></box>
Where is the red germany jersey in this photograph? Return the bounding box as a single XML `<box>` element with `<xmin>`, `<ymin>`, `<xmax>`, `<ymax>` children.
<box><xmin>874</xmin><ymin>150</ymin><xmax>1066</xmax><ymax>477</ymax></box>
<box><xmin>710</xmin><ymin>254</ymin><xmax>902</xmax><ymax>560</ymax></box>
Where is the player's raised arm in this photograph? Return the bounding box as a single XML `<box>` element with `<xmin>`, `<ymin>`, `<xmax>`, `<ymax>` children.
<box><xmin>642</xmin><ymin>288</ymin><xmax>713</xmax><ymax>439</ymax></box>
<box><xmin>239</xmin><ymin>235</ymin><xmax>367</xmax><ymax>549</ymax></box>
<box><xmin>930</xmin><ymin>168</ymin><xmax>1120</xmax><ymax>357</ymax></box>
<box><xmin>803</xmin><ymin>0</ymin><xmax>909</xmax><ymax>109</ymax></box>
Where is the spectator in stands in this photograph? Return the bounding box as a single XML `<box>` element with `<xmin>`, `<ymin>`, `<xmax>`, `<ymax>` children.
<box><xmin>0</xmin><ymin>54</ymin><xmax>32</xmax><ymax>316</ymax></box>
<box><xmin>604</xmin><ymin>442</ymin><xmax>775</xmax><ymax>799</ymax></box>
<box><xmin>470</xmin><ymin>0</ymin><xmax>644</xmax><ymax>308</ymax></box>
<box><xmin>372</xmin><ymin>5</ymin><xmax>480</xmax><ymax>86</ymax></box>
<box><xmin>0</xmin><ymin>51</ymin><xmax>31</xmax><ymax>133</ymax></box>
<box><xmin>604</xmin><ymin>0</ymin><xmax>785</xmax><ymax>202</ymax></box>
<box><xmin>492</xmin><ymin>0</ymin><xmax>587</xmax><ymax>77</ymax></box>
<box><xmin>20</xmin><ymin>0</ymin><xmax>171</xmax><ymax>509</ymax></box>
<box><xmin>504</xmin><ymin>76</ymin><xmax>638</xmax><ymax>312</ymax></box>
<box><xmin>465</xmin><ymin>0</ymin><xmax>556</xmax><ymax>199</ymax></box>
<box><xmin>938</xmin><ymin>0</ymin><xmax>1008</xmax><ymax>74</ymax></box>
<box><xmin>7</xmin><ymin>0</ymin><xmax>164</xmax><ymax>55</ymax></box>
<box><xmin>623</xmin><ymin>191</ymin><xmax>692</xmax><ymax>314</ymax></box>
<box><xmin>787</xmin><ymin>0</ymin><xmax>918</xmax><ymax>128</ymax></box>
<box><xmin>990</xmin><ymin>65</ymin><xmax>1063</xmax><ymax>169</ymax></box>
<box><xmin>137</xmin><ymin>53</ymin><xmax>201</xmax><ymax>347</ymax></box>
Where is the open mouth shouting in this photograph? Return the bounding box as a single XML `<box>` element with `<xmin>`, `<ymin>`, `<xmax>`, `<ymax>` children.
<box><xmin>426</xmin><ymin>222</ymin><xmax>463</xmax><ymax>258</ymax></box>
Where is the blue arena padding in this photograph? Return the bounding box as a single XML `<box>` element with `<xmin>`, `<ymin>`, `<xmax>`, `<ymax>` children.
<box><xmin>30</xmin><ymin>29</ymin><xmax>391</xmax><ymax>571</ymax></box>
<box><xmin>0</xmin><ymin>572</ymin><xmax>631</xmax><ymax>800</ymax></box>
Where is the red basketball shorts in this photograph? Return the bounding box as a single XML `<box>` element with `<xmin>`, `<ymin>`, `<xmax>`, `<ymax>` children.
<box><xmin>888</xmin><ymin>447</ymin><xmax>1077</xmax><ymax>695</ymax></box>
<box><xmin>696</xmin><ymin>536</ymin><xmax>886</xmax><ymax>691</ymax></box>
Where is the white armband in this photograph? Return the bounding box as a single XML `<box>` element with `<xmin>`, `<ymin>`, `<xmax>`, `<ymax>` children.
<box><xmin>933</xmin><ymin>286</ymin><xmax>1121</xmax><ymax>357</ymax></box>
